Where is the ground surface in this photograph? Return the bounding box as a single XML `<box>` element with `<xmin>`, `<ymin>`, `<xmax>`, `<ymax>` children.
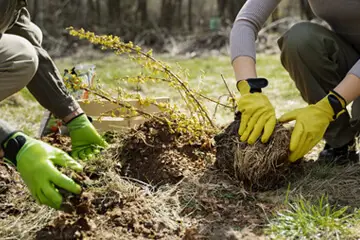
<box><xmin>1</xmin><ymin>51</ymin><xmax>360</xmax><ymax>240</ymax></box>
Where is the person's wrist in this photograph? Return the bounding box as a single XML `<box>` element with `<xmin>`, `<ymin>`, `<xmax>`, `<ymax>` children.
<box><xmin>317</xmin><ymin>90</ymin><xmax>347</xmax><ymax>120</ymax></box>
<box><xmin>62</xmin><ymin>108</ymin><xmax>84</xmax><ymax>124</ymax></box>
<box><xmin>1</xmin><ymin>132</ymin><xmax>28</xmax><ymax>166</ymax></box>
<box><xmin>236</xmin><ymin>78</ymin><xmax>269</xmax><ymax>95</ymax></box>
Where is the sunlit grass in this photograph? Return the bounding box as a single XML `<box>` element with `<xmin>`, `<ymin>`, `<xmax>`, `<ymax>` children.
<box><xmin>55</xmin><ymin>52</ymin><xmax>305</xmax><ymax>125</ymax></box>
<box><xmin>266</xmin><ymin>195</ymin><xmax>360</xmax><ymax>240</ymax></box>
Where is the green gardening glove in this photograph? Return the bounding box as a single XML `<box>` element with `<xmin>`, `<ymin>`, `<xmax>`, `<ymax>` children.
<box><xmin>236</xmin><ymin>78</ymin><xmax>277</xmax><ymax>144</ymax></box>
<box><xmin>2</xmin><ymin>132</ymin><xmax>83</xmax><ymax>209</ymax></box>
<box><xmin>67</xmin><ymin>114</ymin><xmax>108</xmax><ymax>161</ymax></box>
<box><xmin>279</xmin><ymin>90</ymin><xmax>347</xmax><ymax>162</ymax></box>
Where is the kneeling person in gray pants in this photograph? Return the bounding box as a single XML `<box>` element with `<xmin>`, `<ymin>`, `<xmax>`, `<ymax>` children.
<box><xmin>231</xmin><ymin>0</ymin><xmax>360</xmax><ymax>164</ymax></box>
<box><xmin>0</xmin><ymin>1</ymin><xmax>108</xmax><ymax>209</ymax></box>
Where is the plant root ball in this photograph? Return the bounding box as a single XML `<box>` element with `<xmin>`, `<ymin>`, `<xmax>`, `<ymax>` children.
<box><xmin>214</xmin><ymin>113</ymin><xmax>292</xmax><ymax>191</ymax></box>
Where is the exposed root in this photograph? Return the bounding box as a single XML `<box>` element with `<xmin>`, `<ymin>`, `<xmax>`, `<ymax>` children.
<box><xmin>214</xmin><ymin>113</ymin><xmax>293</xmax><ymax>190</ymax></box>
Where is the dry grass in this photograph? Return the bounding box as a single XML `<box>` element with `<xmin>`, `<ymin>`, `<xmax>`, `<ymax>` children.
<box><xmin>290</xmin><ymin>161</ymin><xmax>360</xmax><ymax>207</ymax></box>
<box><xmin>2</xmin><ymin>128</ymin><xmax>360</xmax><ymax>239</ymax></box>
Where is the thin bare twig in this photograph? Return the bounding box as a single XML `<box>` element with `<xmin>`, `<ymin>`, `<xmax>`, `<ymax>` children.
<box><xmin>82</xmin><ymin>87</ymin><xmax>165</xmax><ymax>124</ymax></box>
<box><xmin>113</xmin><ymin>42</ymin><xmax>216</xmax><ymax>128</ymax></box>
<box><xmin>119</xmin><ymin>76</ymin><xmax>232</xmax><ymax>109</ymax></box>
<box><xmin>221</xmin><ymin>74</ymin><xmax>236</xmax><ymax>110</ymax></box>
<box><xmin>213</xmin><ymin>95</ymin><xmax>232</xmax><ymax>120</ymax></box>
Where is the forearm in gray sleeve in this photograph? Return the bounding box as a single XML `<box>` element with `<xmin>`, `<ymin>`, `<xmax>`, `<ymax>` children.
<box><xmin>0</xmin><ymin>119</ymin><xmax>15</xmax><ymax>144</ymax></box>
<box><xmin>230</xmin><ymin>22</ymin><xmax>257</xmax><ymax>62</ymax></box>
<box><xmin>5</xmin><ymin>8</ymin><xmax>80</xmax><ymax>120</ymax></box>
<box><xmin>229</xmin><ymin>0</ymin><xmax>281</xmax><ymax>63</ymax></box>
<box><xmin>26</xmin><ymin>47</ymin><xmax>80</xmax><ymax>119</ymax></box>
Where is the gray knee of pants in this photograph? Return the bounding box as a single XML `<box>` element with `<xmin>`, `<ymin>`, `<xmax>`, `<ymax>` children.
<box><xmin>278</xmin><ymin>22</ymin><xmax>360</xmax><ymax>147</ymax></box>
<box><xmin>278</xmin><ymin>22</ymin><xmax>318</xmax><ymax>55</ymax></box>
<box><xmin>277</xmin><ymin>22</ymin><xmax>335</xmax><ymax>103</ymax></box>
<box><xmin>278</xmin><ymin>21</ymin><xmax>359</xmax><ymax>102</ymax></box>
<box><xmin>0</xmin><ymin>34</ymin><xmax>39</xmax><ymax>101</ymax></box>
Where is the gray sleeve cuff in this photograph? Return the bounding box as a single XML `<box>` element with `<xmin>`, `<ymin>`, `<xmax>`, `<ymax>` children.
<box><xmin>230</xmin><ymin>21</ymin><xmax>257</xmax><ymax>63</ymax></box>
<box><xmin>347</xmin><ymin>59</ymin><xmax>360</xmax><ymax>78</ymax></box>
<box><xmin>0</xmin><ymin>119</ymin><xmax>16</xmax><ymax>145</ymax></box>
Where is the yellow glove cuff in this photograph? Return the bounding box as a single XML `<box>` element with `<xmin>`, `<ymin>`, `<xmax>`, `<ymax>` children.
<box><xmin>236</xmin><ymin>78</ymin><xmax>268</xmax><ymax>95</ymax></box>
<box><xmin>317</xmin><ymin>90</ymin><xmax>347</xmax><ymax>120</ymax></box>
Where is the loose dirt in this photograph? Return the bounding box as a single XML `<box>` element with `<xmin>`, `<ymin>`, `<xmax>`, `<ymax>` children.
<box><xmin>118</xmin><ymin>118</ymin><xmax>215</xmax><ymax>186</ymax></box>
<box><xmin>2</xmin><ymin>117</ymin><xmax>360</xmax><ymax>239</ymax></box>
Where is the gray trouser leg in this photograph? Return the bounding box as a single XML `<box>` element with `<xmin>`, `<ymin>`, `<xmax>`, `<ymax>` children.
<box><xmin>0</xmin><ymin>31</ymin><xmax>38</xmax><ymax>143</ymax></box>
<box><xmin>0</xmin><ymin>33</ymin><xmax>38</xmax><ymax>100</ymax></box>
<box><xmin>278</xmin><ymin>22</ymin><xmax>360</xmax><ymax>148</ymax></box>
<box><xmin>5</xmin><ymin>8</ymin><xmax>80</xmax><ymax>119</ymax></box>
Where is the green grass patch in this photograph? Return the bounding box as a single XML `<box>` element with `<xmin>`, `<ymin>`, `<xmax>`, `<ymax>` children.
<box><xmin>0</xmin><ymin>52</ymin><xmax>303</xmax><ymax>139</ymax></box>
<box><xmin>55</xmin><ymin>52</ymin><xmax>305</xmax><ymax>125</ymax></box>
<box><xmin>266</xmin><ymin>195</ymin><xmax>360</xmax><ymax>239</ymax></box>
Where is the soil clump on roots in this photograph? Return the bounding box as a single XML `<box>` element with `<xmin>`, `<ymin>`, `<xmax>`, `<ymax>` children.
<box><xmin>214</xmin><ymin>113</ymin><xmax>296</xmax><ymax>191</ymax></box>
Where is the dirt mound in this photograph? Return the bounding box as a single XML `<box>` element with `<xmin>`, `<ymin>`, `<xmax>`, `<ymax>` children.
<box><xmin>0</xmin><ymin>163</ymin><xmax>25</xmax><ymax>217</ymax></box>
<box><xmin>5</xmin><ymin>115</ymin><xmax>360</xmax><ymax>239</ymax></box>
<box><xmin>32</xmin><ymin>157</ymin><xmax>186</xmax><ymax>240</ymax></box>
<box><xmin>36</xmin><ymin>186</ymin><xmax>184</xmax><ymax>239</ymax></box>
<box><xmin>214</xmin><ymin>113</ymin><xmax>295</xmax><ymax>191</ymax></box>
<box><xmin>41</xmin><ymin>133</ymin><xmax>72</xmax><ymax>153</ymax></box>
<box><xmin>118</xmin><ymin>118</ymin><xmax>215</xmax><ymax>186</ymax></box>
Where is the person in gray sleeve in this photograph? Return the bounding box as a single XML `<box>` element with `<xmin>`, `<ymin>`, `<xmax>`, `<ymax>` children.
<box><xmin>231</xmin><ymin>0</ymin><xmax>360</xmax><ymax>164</ymax></box>
<box><xmin>0</xmin><ymin>0</ymin><xmax>108</xmax><ymax>209</ymax></box>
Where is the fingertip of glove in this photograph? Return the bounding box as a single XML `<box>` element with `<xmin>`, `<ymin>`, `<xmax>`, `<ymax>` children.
<box><xmin>288</xmin><ymin>154</ymin><xmax>299</xmax><ymax>163</ymax></box>
<box><xmin>102</xmin><ymin>141</ymin><xmax>109</xmax><ymax>147</ymax></box>
<box><xmin>278</xmin><ymin>116</ymin><xmax>288</xmax><ymax>123</ymax></box>
<box><xmin>73</xmin><ymin>164</ymin><xmax>84</xmax><ymax>172</ymax></box>
<box><xmin>260</xmin><ymin>137</ymin><xmax>269</xmax><ymax>144</ymax></box>
<box><xmin>53</xmin><ymin>200</ymin><xmax>62</xmax><ymax>210</ymax></box>
<box><xmin>247</xmin><ymin>138</ymin><xmax>257</xmax><ymax>145</ymax></box>
<box><xmin>74</xmin><ymin>184</ymin><xmax>82</xmax><ymax>195</ymax></box>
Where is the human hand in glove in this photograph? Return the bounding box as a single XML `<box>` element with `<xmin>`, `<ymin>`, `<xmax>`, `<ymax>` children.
<box><xmin>2</xmin><ymin>132</ymin><xmax>83</xmax><ymax>209</ymax></box>
<box><xmin>67</xmin><ymin>114</ymin><xmax>108</xmax><ymax>161</ymax></box>
<box><xmin>279</xmin><ymin>90</ymin><xmax>347</xmax><ymax>162</ymax></box>
<box><xmin>236</xmin><ymin>78</ymin><xmax>277</xmax><ymax>144</ymax></box>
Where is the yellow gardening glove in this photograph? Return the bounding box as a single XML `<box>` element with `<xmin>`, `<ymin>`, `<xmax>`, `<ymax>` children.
<box><xmin>279</xmin><ymin>90</ymin><xmax>347</xmax><ymax>162</ymax></box>
<box><xmin>236</xmin><ymin>78</ymin><xmax>276</xmax><ymax>144</ymax></box>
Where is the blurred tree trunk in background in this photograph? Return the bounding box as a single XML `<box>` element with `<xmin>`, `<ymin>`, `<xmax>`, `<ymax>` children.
<box><xmin>299</xmin><ymin>0</ymin><xmax>315</xmax><ymax>20</ymax></box>
<box><xmin>227</xmin><ymin>0</ymin><xmax>247</xmax><ymax>22</ymax></box>
<box><xmin>23</xmin><ymin>0</ymin><xmax>315</xmax><ymax>54</ymax></box>
<box><xmin>217</xmin><ymin>0</ymin><xmax>247</xmax><ymax>24</ymax></box>
<box><xmin>108</xmin><ymin>0</ymin><xmax>121</xmax><ymax>27</ymax></box>
<box><xmin>137</xmin><ymin>0</ymin><xmax>148</xmax><ymax>26</ymax></box>
<box><xmin>175</xmin><ymin>0</ymin><xmax>183</xmax><ymax>29</ymax></box>
<box><xmin>188</xmin><ymin>0</ymin><xmax>193</xmax><ymax>31</ymax></box>
<box><xmin>160</xmin><ymin>0</ymin><xmax>174</xmax><ymax>30</ymax></box>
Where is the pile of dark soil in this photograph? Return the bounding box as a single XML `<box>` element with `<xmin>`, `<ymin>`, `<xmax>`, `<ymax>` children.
<box><xmin>29</xmin><ymin>142</ymin><xmax>188</xmax><ymax>240</ymax></box>
<box><xmin>0</xmin><ymin>163</ymin><xmax>21</xmax><ymax>217</ymax></box>
<box><xmin>118</xmin><ymin>118</ymin><xmax>215</xmax><ymax>186</ymax></box>
<box><xmin>41</xmin><ymin>133</ymin><xmax>72</xmax><ymax>153</ymax></box>
<box><xmin>3</xmin><ymin>116</ymin><xmax>360</xmax><ymax>239</ymax></box>
<box><xmin>36</xmin><ymin>183</ymin><xmax>185</xmax><ymax>239</ymax></box>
